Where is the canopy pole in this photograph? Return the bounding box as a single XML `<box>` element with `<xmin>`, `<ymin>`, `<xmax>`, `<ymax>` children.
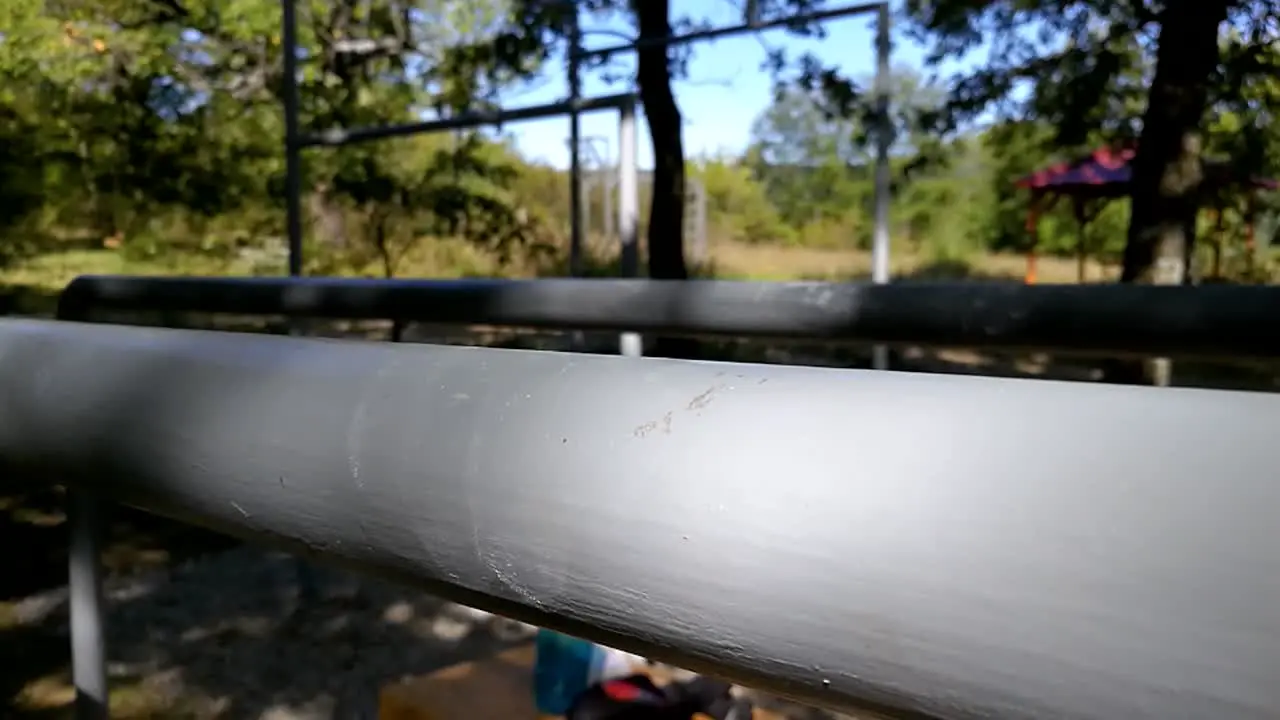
<box><xmin>1073</xmin><ymin>198</ymin><xmax>1088</xmax><ymax>283</ymax></box>
<box><xmin>1024</xmin><ymin>194</ymin><xmax>1043</xmax><ymax>284</ymax></box>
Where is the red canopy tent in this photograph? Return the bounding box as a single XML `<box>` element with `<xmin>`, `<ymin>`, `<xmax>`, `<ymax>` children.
<box><xmin>1016</xmin><ymin>146</ymin><xmax>1277</xmax><ymax>283</ymax></box>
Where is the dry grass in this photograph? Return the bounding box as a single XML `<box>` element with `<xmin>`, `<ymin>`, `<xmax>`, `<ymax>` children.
<box><xmin>707</xmin><ymin>241</ymin><xmax>1117</xmax><ymax>283</ymax></box>
<box><xmin>1</xmin><ymin>240</ymin><xmax>1115</xmax><ymax>297</ymax></box>
<box><xmin>1</xmin><ymin>250</ymin><xmax>248</xmax><ymax>290</ymax></box>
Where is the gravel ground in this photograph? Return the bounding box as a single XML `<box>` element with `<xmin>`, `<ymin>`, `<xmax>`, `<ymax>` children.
<box><xmin>10</xmin><ymin>543</ymin><xmax>870</xmax><ymax>720</ymax></box>
<box><xmin>12</xmin><ymin>544</ymin><xmax>872</xmax><ymax>720</ymax></box>
<box><xmin>15</xmin><ymin>545</ymin><xmax>536</xmax><ymax>719</ymax></box>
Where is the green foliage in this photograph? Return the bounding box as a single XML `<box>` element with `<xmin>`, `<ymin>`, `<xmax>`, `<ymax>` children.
<box><xmin>3</xmin><ymin>0</ymin><xmax>1277</xmax><ymax>289</ymax></box>
<box><xmin>0</xmin><ymin>0</ymin><xmax>545</xmax><ymax>274</ymax></box>
<box><xmin>898</xmin><ymin>0</ymin><xmax>1280</xmax><ymax>284</ymax></box>
<box><xmin>691</xmin><ymin>154</ymin><xmax>795</xmax><ymax>245</ymax></box>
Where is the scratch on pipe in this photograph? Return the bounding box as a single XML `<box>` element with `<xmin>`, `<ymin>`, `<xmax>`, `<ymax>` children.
<box><xmin>230</xmin><ymin>501</ymin><xmax>250</xmax><ymax>518</ymax></box>
<box><xmin>687</xmin><ymin>384</ymin><xmax>724</xmax><ymax>411</ymax></box>
<box><xmin>634</xmin><ymin>411</ymin><xmax>674</xmax><ymax>438</ymax></box>
<box><xmin>488</xmin><ymin>549</ymin><xmax>544</xmax><ymax>610</ymax></box>
<box><xmin>347</xmin><ymin>358</ymin><xmax>402</xmax><ymax>490</ymax></box>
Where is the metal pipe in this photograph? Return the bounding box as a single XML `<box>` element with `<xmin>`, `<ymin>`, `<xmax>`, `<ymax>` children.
<box><xmin>870</xmin><ymin>2</ymin><xmax>892</xmax><ymax>371</ymax></box>
<box><xmin>54</xmin><ymin>297</ymin><xmax>108</xmax><ymax>720</ymax></box>
<box><xmin>282</xmin><ymin>0</ymin><xmax>303</xmax><ymax>277</ymax></box>
<box><xmin>572</xmin><ymin>1</ymin><xmax>885</xmax><ymax>62</ymax></box>
<box><xmin>59</xmin><ymin>276</ymin><xmax>1280</xmax><ymax>361</ymax></box>
<box><xmin>692</xmin><ymin>178</ymin><xmax>708</xmax><ymax>264</ymax></box>
<box><xmin>67</xmin><ymin>485</ymin><xmax>107</xmax><ymax>720</ymax></box>
<box><xmin>3</xmin><ymin>318</ymin><xmax>1280</xmax><ymax>720</ymax></box>
<box><xmin>279</xmin><ymin>0</ymin><xmax>320</xmax><ymax>602</ymax></box>
<box><xmin>616</xmin><ymin>98</ymin><xmax>641</xmax><ymax>357</ymax></box>
<box><xmin>301</xmin><ymin>93</ymin><xmax>635</xmax><ymax>148</ymax></box>
<box><xmin>617</xmin><ymin>100</ymin><xmax>640</xmax><ymax>279</ymax></box>
<box><xmin>568</xmin><ymin>10</ymin><xmax>584</xmax><ymax>278</ymax></box>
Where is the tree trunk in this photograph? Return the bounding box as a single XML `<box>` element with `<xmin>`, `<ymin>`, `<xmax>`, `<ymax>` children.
<box><xmin>631</xmin><ymin>0</ymin><xmax>699</xmax><ymax>358</ymax></box>
<box><xmin>372</xmin><ymin>211</ymin><xmax>407</xmax><ymax>342</ymax></box>
<box><xmin>1106</xmin><ymin>0</ymin><xmax>1229</xmax><ymax>384</ymax></box>
<box><xmin>631</xmin><ymin>0</ymin><xmax>686</xmax><ymax>282</ymax></box>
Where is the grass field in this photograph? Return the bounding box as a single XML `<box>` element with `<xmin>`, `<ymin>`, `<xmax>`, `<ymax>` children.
<box><xmin>0</xmin><ymin>240</ymin><xmax>1106</xmax><ymax>305</ymax></box>
<box><xmin>707</xmin><ymin>241</ymin><xmax>1111</xmax><ymax>282</ymax></box>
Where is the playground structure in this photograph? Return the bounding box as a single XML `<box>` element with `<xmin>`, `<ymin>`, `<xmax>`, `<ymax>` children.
<box><xmin>1018</xmin><ymin>146</ymin><xmax>1279</xmax><ymax>284</ymax></box>
<box><xmin>283</xmin><ymin>0</ymin><xmax>893</xmax><ymax>293</ymax></box>
<box><xmin>5</xmin><ymin>276</ymin><xmax>1280</xmax><ymax>720</ymax></box>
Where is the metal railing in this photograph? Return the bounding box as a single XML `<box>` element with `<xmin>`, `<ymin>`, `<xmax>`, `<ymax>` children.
<box><xmin>36</xmin><ymin>274</ymin><xmax>1280</xmax><ymax>719</ymax></box>
<box><xmin>6</xmin><ymin>276</ymin><xmax>1280</xmax><ymax>719</ymax></box>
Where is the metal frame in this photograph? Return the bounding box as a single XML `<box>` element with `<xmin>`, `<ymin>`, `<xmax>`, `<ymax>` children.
<box><xmin>280</xmin><ymin>12</ymin><xmax>641</xmax><ymax>282</ymax></box>
<box><xmin>8</xmin><ymin>316</ymin><xmax>1280</xmax><ymax>720</ymax></box>
<box><xmin>566</xmin><ymin>0</ymin><xmax>894</xmax><ymax>313</ymax></box>
<box><xmin>581</xmin><ymin>171</ymin><xmax>709</xmax><ymax>263</ymax></box>
<box><xmin>58</xmin><ymin>1</ymin><xmax>897</xmax><ymax>714</ymax></box>
<box><xmin>568</xmin><ymin>1</ymin><xmax>888</xmax><ymax>62</ymax></box>
<box><xmin>280</xmin><ymin>0</ymin><xmax>893</xmax><ymax>289</ymax></box>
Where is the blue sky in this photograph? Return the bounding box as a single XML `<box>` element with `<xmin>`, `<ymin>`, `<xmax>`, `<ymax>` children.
<box><xmin>490</xmin><ymin>1</ymin><xmax>936</xmax><ymax>170</ymax></box>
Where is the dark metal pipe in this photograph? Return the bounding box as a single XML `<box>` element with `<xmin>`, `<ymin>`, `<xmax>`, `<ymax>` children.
<box><xmin>60</xmin><ymin>275</ymin><xmax>1280</xmax><ymax>360</ymax></box>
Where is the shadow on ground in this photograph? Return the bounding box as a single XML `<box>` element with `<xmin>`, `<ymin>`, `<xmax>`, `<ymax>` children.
<box><xmin>0</xmin><ymin>284</ymin><xmax>62</xmax><ymax>318</ymax></box>
<box><xmin>3</xmin><ymin>542</ymin><xmax>533</xmax><ymax>719</ymax></box>
<box><xmin>0</xmin><ymin>490</ymin><xmax>239</xmax><ymax>718</ymax></box>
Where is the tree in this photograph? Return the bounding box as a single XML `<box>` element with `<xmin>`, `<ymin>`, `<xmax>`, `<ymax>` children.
<box><xmin>746</xmin><ymin>85</ymin><xmax>861</xmax><ymax>228</ymax></box>
<box><xmin>493</xmin><ymin>0</ymin><xmax>898</xmax><ymax>285</ymax></box>
<box><xmin>0</xmin><ymin>0</ymin><xmax>545</xmax><ymax>270</ymax></box>
<box><xmin>903</xmin><ymin>1</ymin><xmax>1280</xmax><ymax>279</ymax></box>
<box><xmin>690</xmin><ymin>153</ymin><xmax>794</xmax><ymax>245</ymax></box>
<box><xmin>744</xmin><ymin>64</ymin><xmax>955</xmax><ymax>254</ymax></box>
<box><xmin>898</xmin><ymin>0</ymin><xmax>1280</xmax><ymax>381</ymax></box>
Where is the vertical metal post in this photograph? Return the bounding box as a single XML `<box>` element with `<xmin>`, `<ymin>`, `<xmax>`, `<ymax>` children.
<box><xmin>57</xmin><ymin>298</ymin><xmax>108</xmax><ymax>720</ymax></box>
<box><xmin>282</xmin><ymin>0</ymin><xmax>303</xmax><ymax>278</ymax></box>
<box><xmin>870</xmin><ymin>2</ymin><xmax>892</xmax><ymax>371</ymax></box>
<box><xmin>618</xmin><ymin>98</ymin><xmax>639</xmax><ymax>278</ymax></box>
<box><xmin>68</xmin><ymin>488</ymin><xmax>107</xmax><ymax>719</ymax></box>
<box><xmin>567</xmin><ymin>7</ymin><xmax>584</xmax><ymax>278</ymax></box>
<box><xmin>693</xmin><ymin>179</ymin><xmax>708</xmax><ymax>265</ymax></box>
<box><xmin>281</xmin><ymin>0</ymin><xmax>319</xmax><ymax>601</ymax></box>
<box><xmin>618</xmin><ymin>97</ymin><xmax>642</xmax><ymax>357</ymax></box>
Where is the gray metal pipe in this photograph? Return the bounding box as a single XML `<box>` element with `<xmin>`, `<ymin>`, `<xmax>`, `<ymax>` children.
<box><xmin>56</xmin><ymin>299</ymin><xmax>108</xmax><ymax>720</ymax></box>
<box><xmin>3</xmin><ymin>318</ymin><xmax>1279</xmax><ymax>720</ymax></box>
<box><xmin>870</xmin><ymin>3</ymin><xmax>892</xmax><ymax>371</ymax></box>
<box><xmin>67</xmin><ymin>488</ymin><xmax>107</xmax><ymax>720</ymax></box>
<box><xmin>572</xmin><ymin>1</ymin><xmax>885</xmax><ymax>62</ymax></box>
<box><xmin>301</xmin><ymin>93</ymin><xmax>635</xmax><ymax>147</ymax></box>
<box><xmin>59</xmin><ymin>275</ymin><xmax>1280</xmax><ymax>360</ymax></box>
<box><xmin>617</xmin><ymin>98</ymin><xmax>641</xmax><ymax>357</ymax></box>
<box><xmin>568</xmin><ymin>10</ymin><xmax>584</xmax><ymax>279</ymax></box>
